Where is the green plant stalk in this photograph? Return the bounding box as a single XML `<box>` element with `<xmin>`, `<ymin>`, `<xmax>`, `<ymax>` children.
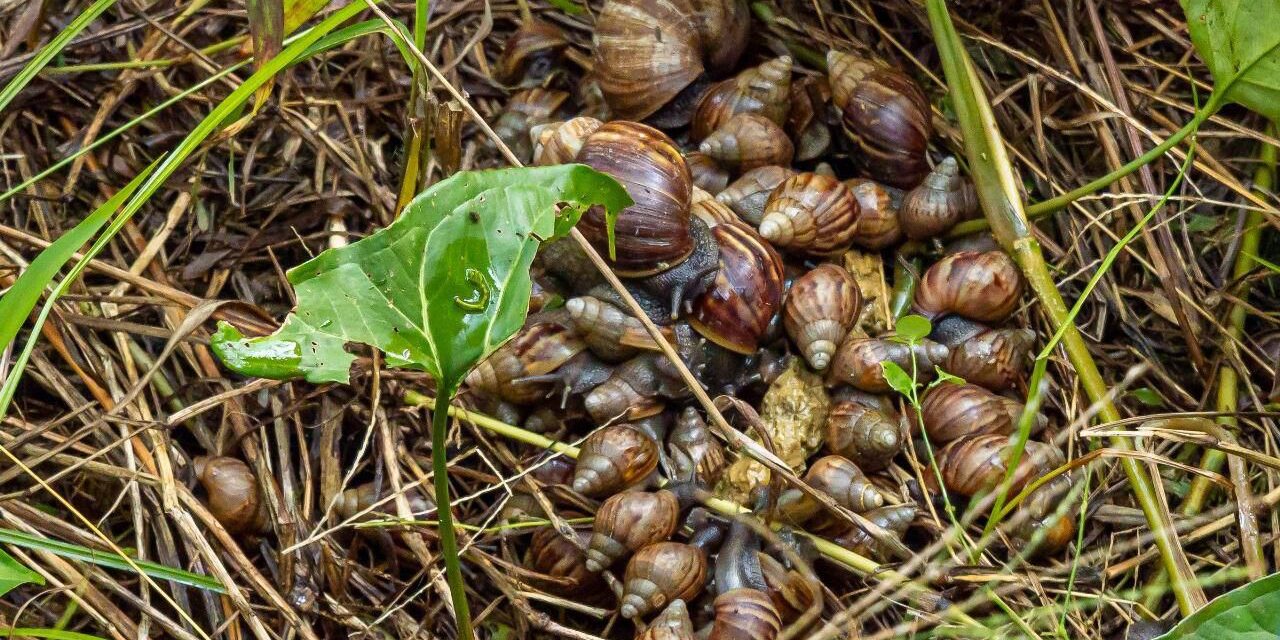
<box><xmin>0</xmin><ymin>0</ymin><xmax>117</xmax><ymax>114</ymax></box>
<box><xmin>431</xmin><ymin>385</ymin><xmax>473</xmax><ymax>639</ymax></box>
<box><xmin>0</xmin><ymin>528</ymin><xmax>223</xmax><ymax>593</ymax></box>
<box><xmin>925</xmin><ymin>0</ymin><xmax>1206</xmax><ymax>615</ymax></box>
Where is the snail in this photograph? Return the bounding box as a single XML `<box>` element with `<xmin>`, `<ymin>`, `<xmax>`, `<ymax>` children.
<box><xmin>914</xmin><ymin>250</ymin><xmax>1023</xmax><ymax>323</ymax></box>
<box><xmin>638</xmin><ymin>600</ymin><xmax>696</xmax><ymax>640</ymax></box>
<box><xmin>826</xmin><ymin>336</ymin><xmax>949</xmax><ymax>392</ymax></box>
<box><xmin>496</xmin><ymin>19</ymin><xmax>570</xmax><ymax>87</ymax></box>
<box><xmin>933</xmin><ymin>434</ymin><xmax>1063</xmax><ymax>498</ymax></box>
<box><xmin>572</xmin><ymin>423</ymin><xmax>661</xmax><ymax>497</ymax></box>
<box><xmin>918</xmin><ymin>383</ymin><xmax>1045</xmax><ymax>443</ymax></box>
<box><xmin>758</xmin><ymin>553</ymin><xmax>818</xmax><ymax>625</ymax></box>
<box><xmin>464</xmin><ymin>321</ymin><xmax>612</xmax><ymax>405</ymax></box>
<box><xmin>565</xmin><ymin>295</ymin><xmax>674</xmax><ymax>363</ymax></box>
<box><xmin>716</xmin><ymin>165</ymin><xmax>796</xmax><ymax>226</ymax></box>
<box><xmin>333</xmin><ymin>482</ymin><xmax>435</xmax><ymax>521</ymax></box>
<box><xmin>709</xmin><ymin>496</ymin><xmax>783</xmax><ymax>640</ymax></box>
<box><xmin>783</xmin><ymin>263</ymin><xmax>863</xmax><ymax>370</ymax></box>
<box><xmin>592</xmin><ymin>0</ymin><xmax>749</xmax><ymax>121</ymax></box>
<box><xmin>930</xmin><ymin>315</ymin><xmax>1035</xmax><ymax>391</ymax></box>
<box><xmin>531</xmin><ymin>116</ymin><xmax>603</xmax><ymax>166</ymax></box>
<box><xmin>575</xmin><ymin>121</ymin><xmax>722</xmax><ymax>317</ymax></box>
<box><xmin>899</xmin><ymin>157</ymin><xmax>980</xmax><ymax>240</ymax></box>
<box><xmin>827</xmin><ymin>50</ymin><xmax>932</xmax><ymax>188</ymax></box>
<box><xmin>758</xmin><ymin>172</ymin><xmax>860</xmax><ymax>256</ymax></box>
<box><xmin>692</xmin><ymin>56</ymin><xmax>793</xmax><ymax>141</ymax></box>
<box><xmin>825</xmin><ymin>399</ymin><xmax>903</xmax><ymax>471</ymax></box>
<box><xmin>667</xmin><ymin>407</ymin><xmax>728</xmax><ymax>488</ymax></box>
<box><xmin>686</xmin><ymin>152</ymin><xmax>731</xmax><ymax>194</ymax></box>
<box><xmin>777</xmin><ymin>455</ymin><xmax>883</xmax><ymax>532</ymax></box>
<box><xmin>832</xmin><ymin>504</ymin><xmax>917</xmax><ymax>561</ymax></box>
<box><xmin>687</xmin><ymin>223</ymin><xmax>786</xmax><ymax>355</ymax></box>
<box><xmin>193</xmin><ymin>456</ymin><xmax>269</xmax><ymax>535</ymax></box>
<box><xmin>586</xmin><ymin>488</ymin><xmax>686</xmax><ymax>571</ymax></box>
<box><xmin>787</xmin><ymin>75</ymin><xmax>832</xmax><ymax>162</ymax></box>
<box><xmin>845</xmin><ymin>178</ymin><xmax>905</xmax><ymax>250</ymax></box>
<box><xmin>584</xmin><ymin>353</ymin><xmax>687</xmax><ymax>424</ymax></box>
<box><xmin>1011</xmin><ymin>473</ymin><xmax>1077</xmax><ymax>555</ymax></box>
<box><xmin>493</xmin><ymin>87</ymin><xmax>570</xmax><ymax>163</ymax></box>
<box><xmin>620</xmin><ymin>541</ymin><xmax>708</xmax><ymax>620</ymax></box>
<box><xmin>528</xmin><ymin>527</ymin><xmax>609</xmax><ymax>598</ymax></box>
<box><xmin>699</xmin><ymin>113</ymin><xmax>795</xmax><ymax>173</ymax></box>
<box><xmin>691</xmin><ymin>187</ymin><xmax>743</xmax><ymax>229</ymax></box>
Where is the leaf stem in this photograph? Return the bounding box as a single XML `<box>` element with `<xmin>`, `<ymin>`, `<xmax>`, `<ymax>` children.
<box><xmin>431</xmin><ymin>386</ymin><xmax>474</xmax><ymax>640</ymax></box>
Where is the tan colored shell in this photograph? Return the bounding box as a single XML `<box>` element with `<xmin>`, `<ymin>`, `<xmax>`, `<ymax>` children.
<box><xmin>803</xmin><ymin>455</ymin><xmax>884</xmax><ymax>513</ymax></box>
<box><xmin>531</xmin><ymin>116</ymin><xmax>603</xmax><ymax>166</ymax></box>
<box><xmin>691</xmin><ymin>187</ymin><xmax>742</xmax><ymax>228</ymax></box>
<box><xmin>700</xmin><ymin>113</ymin><xmax>794</xmax><ymax>172</ymax></box>
<box><xmin>826</xmin><ymin>336</ymin><xmax>949</xmax><ymax>393</ymax></box>
<box><xmin>586</xmin><ymin>490</ymin><xmax>680</xmax><ymax>572</ymax></box>
<box><xmin>686</xmin><ymin>152</ymin><xmax>731</xmax><ymax>194</ymax></box>
<box><xmin>565</xmin><ymin>295</ymin><xmax>673</xmax><ymax>362</ymax></box>
<box><xmin>914</xmin><ymin>250</ymin><xmax>1024</xmax><ymax>323</ymax></box>
<box><xmin>759</xmin><ymin>173</ymin><xmax>860</xmax><ymax>256</ymax></box>
<box><xmin>583</xmin><ymin>355</ymin><xmax>670</xmax><ymax>424</ymax></box>
<box><xmin>934</xmin><ymin>434</ymin><xmax>1063</xmax><ymax>497</ymax></box>
<box><xmin>194</xmin><ymin>456</ymin><xmax>269</xmax><ymax>534</ymax></box>
<box><xmin>783</xmin><ymin>263</ymin><xmax>863</xmax><ymax>370</ymax></box>
<box><xmin>758</xmin><ymin>554</ymin><xmax>818</xmax><ymax>625</ymax></box>
<box><xmin>572</xmin><ymin>424</ymin><xmax>660</xmax><ymax>497</ymax></box>
<box><xmin>919</xmin><ymin>383</ymin><xmax>1044</xmax><ymax>443</ymax></box>
<box><xmin>708</xmin><ymin>588</ymin><xmax>783</xmax><ymax>640</ymax></box>
<box><xmin>638</xmin><ymin>600</ymin><xmax>696</xmax><ymax>640</ymax></box>
<box><xmin>716</xmin><ymin>165</ymin><xmax>796</xmax><ymax>226</ymax></box>
<box><xmin>620</xmin><ymin>541</ymin><xmax>708</xmax><ymax>620</ymax></box>
<box><xmin>787</xmin><ymin>75</ymin><xmax>832</xmax><ymax>162</ymax></box>
<box><xmin>899</xmin><ymin>157</ymin><xmax>980</xmax><ymax>240</ymax></box>
<box><xmin>845</xmin><ymin>178</ymin><xmax>904</xmax><ymax>250</ymax></box>
<box><xmin>593</xmin><ymin>0</ymin><xmax>704</xmax><ymax>121</ymax></box>
<box><xmin>464</xmin><ymin>322</ymin><xmax>586</xmax><ymax>404</ymax></box>
<box><xmin>832</xmin><ymin>504</ymin><xmax>917</xmax><ymax>561</ymax></box>
<box><xmin>494</xmin><ymin>88</ymin><xmax>570</xmax><ymax>162</ymax></box>
<box><xmin>825</xmin><ymin>399</ymin><xmax>902</xmax><ymax>471</ymax></box>
<box><xmin>333</xmin><ymin>483</ymin><xmax>434</xmax><ymax>521</ymax></box>
<box><xmin>692</xmin><ymin>56</ymin><xmax>793</xmax><ymax>140</ymax></box>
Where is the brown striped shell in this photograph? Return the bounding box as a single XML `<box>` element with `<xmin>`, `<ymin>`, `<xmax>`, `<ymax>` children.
<box><xmin>620</xmin><ymin>541</ymin><xmax>708</xmax><ymax>620</ymax></box>
<box><xmin>592</xmin><ymin>0</ymin><xmax>705</xmax><ymax>121</ymax></box>
<box><xmin>899</xmin><ymin>157</ymin><xmax>980</xmax><ymax>240</ymax></box>
<box><xmin>758</xmin><ymin>173</ymin><xmax>860</xmax><ymax>256</ymax></box>
<box><xmin>943</xmin><ymin>326</ymin><xmax>1036</xmax><ymax>391</ymax></box>
<box><xmin>692</xmin><ymin>56</ymin><xmax>793</xmax><ymax>140</ymax></box>
<box><xmin>586</xmin><ymin>490</ymin><xmax>680</xmax><ymax>572</ymax></box>
<box><xmin>333</xmin><ymin>483</ymin><xmax>434</xmax><ymax>521</ymax></box>
<box><xmin>686</xmin><ymin>152</ymin><xmax>731</xmax><ymax>194</ymax></box>
<box><xmin>827</xmin><ymin>50</ymin><xmax>932</xmax><ymax>188</ymax></box>
<box><xmin>708</xmin><ymin>588</ymin><xmax>783</xmax><ymax>640</ymax></box>
<box><xmin>565</xmin><ymin>295</ymin><xmax>672</xmax><ymax>363</ymax></box>
<box><xmin>531</xmin><ymin>116</ymin><xmax>603</xmax><ymax>166</ymax></box>
<box><xmin>667</xmin><ymin>408</ymin><xmax>728</xmax><ymax>488</ymax></box>
<box><xmin>919</xmin><ymin>383</ymin><xmax>1044</xmax><ymax>443</ymax></box>
<box><xmin>572</xmin><ymin>424</ymin><xmax>660</xmax><ymax>497</ymax></box>
<box><xmin>826</xmin><ymin>336</ymin><xmax>949</xmax><ymax>393</ymax></box>
<box><xmin>691</xmin><ymin>187</ymin><xmax>742</xmax><ymax>229</ymax></box>
<box><xmin>803</xmin><ymin>455</ymin><xmax>884</xmax><ymax>513</ymax></box>
<box><xmin>914</xmin><ymin>250</ymin><xmax>1023</xmax><ymax>323</ymax></box>
<box><xmin>688</xmin><ymin>223</ymin><xmax>786</xmax><ymax>354</ymax></box>
<box><xmin>583</xmin><ymin>355</ymin><xmax>673</xmax><ymax>424</ymax></box>
<box><xmin>825</xmin><ymin>400</ymin><xmax>902</xmax><ymax>471</ymax></box>
<box><xmin>638</xmin><ymin>600</ymin><xmax>696</xmax><ymax>640</ymax></box>
<box><xmin>758</xmin><ymin>554</ymin><xmax>818</xmax><ymax>625</ymax></box>
<box><xmin>934</xmin><ymin>434</ymin><xmax>1062</xmax><ymax>498</ymax></box>
<box><xmin>845</xmin><ymin>178</ymin><xmax>904</xmax><ymax>250</ymax></box>
<box><xmin>716</xmin><ymin>165</ymin><xmax>796</xmax><ymax>226</ymax></box>
<box><xmin>464</xmin><ymin>322</ymin><xmax>586</xmax><ymax>405</ymax></box>
<box><xmin>700</xmin><ymin>113</ymin><xmax>795</xmax><ymax>172</ymax></box>
<box><xmin>528</xmin><ymin>527</ymin><xmax>609</xmax><ymax>598</ymax></box>
<box><xmin>783</xmin><ymin>263</ymin><xmax>863</xmax><ymax>370</ymax></box>
<box><xmin>787</xmin><ymin>75</ymin><xmax>832</xmax><ymax>162</ymax></box>
<box><xmin>575</xmin><ymin>121</ymin><xmax>694</xmax><ymax>276</ymax></box>
<box><xmin>496</xmin><ymin>19</ymin><xmax>569</xmax><ymax>85</ymax></box>
<box><xmin>494</xmin><ymin>88</ymin><xmax>570</xmax><ymax>162</ymax></box>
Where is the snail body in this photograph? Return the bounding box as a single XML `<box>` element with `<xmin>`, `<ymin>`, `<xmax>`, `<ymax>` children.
<box><xmin>825</xmin><ymin>399</ymin><xmax>902</xmax><ymax>471</ymax></box>
<box><xmin>919</xmin><ymin>383</ymin><xmax>1045</xmax><ymax>443</ymax></box>
<box><xmin>194</xmin><ymin>456</ymin><xmax>269</xmax><ymax>534</ymax></box>
<box><xmin>692</xmin><ymin>56</ymin><xmax>793</xmax><ymax>141</ymax></box>
<box><xmin>914</xmin><ymin>251</ymin><xmax>1023</xmax><ymax>323</ymax></box>
<box><xmin>573</xmin><ymin>424</ymin><xmax>661</xmax><ymax>496</ymax></box>
<box><xmin>716</xmin><ymin>165</ymin><xmax>796</xmax><ymax>226</ymax></box>
<box><xmin>783</xmin><ymin>263</ymin><xmax>862</xmax><ymax>370</ymax></box>
<box><xmin>621</xmin><ymin>541</ymin><xmax>708</xmax><ymax>620</ymax></box>
<box><xmin>759</xmin><ymin>172</ymin><xmax>860</xmax><ymax>256</ymax></box>
<box><xmin>832</xmin><ymin>504</ymin><xmax>917</xmax><ymax>561</ymax></box>
<box><xmin>827</xmin><ymin>51</ymin><xmax>932</xmax><ymax>188</ymax></box>
<box><xmin>826</xmin><ymin>337</ymin><xmax>949</xmax><ymax>392</ymax></box>
<box><xmin>688</xmin><ymin>223</ymin><xmax>785</xmax><ymax>355</ymax></box>
<box><xmin>667</xmin><ymin>407</ymin><xmax>727</xmax><ymax>487</ymax></box>
<box><xmin>899</xmin><ymin>157</ymin><xmax>979</xmax><ymax>240</ymax></box>
<box><xmin>587</xmin><ymin>489</ymin><xmax>681</xmax><ymax>571</ymax></box>
<box><xmin>699</xmin><ymin>113</ymin><xmax>795</xmax><ymax>172</ymax></box>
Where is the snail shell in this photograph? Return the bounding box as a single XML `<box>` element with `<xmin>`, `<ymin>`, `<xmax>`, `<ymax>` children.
<box><xmin>572</xmin><ymin>424</ymin><xmax>661</xmax><ymax>497</ymax></box>
<box><xmin>575</xmin><ymin>121</ymin><xmax>694</xmax><ymax>277</ymax></box>
<box><xmin>667</xmin><ymin>407</ymin><xmax>728</xmax><ymax>487</ymax></box>
<box><xmin>686</xmin><ymin>152</ymin><xmax>731</xmax><ymax>194</ymax></box>
<box><xmin>1012</xmin><ymin>474</ymin><xmax>1077</xmax><ymax>555</ymax></box>
<box><xmin>692</xmin><ymin>56</ymin><xmax>792</xmax><ymax>141</ymax></box>
<box><xmin>716</xmin><ymin>165</ymin><xmax>796</xmax><ymax>226</ymax></box>
<box><xmin>496</xmin><ymin>19</ymin><xmax>569</xmax><ymax>86</ymax></box>
<box><xmin>827</xmin><ymin>50</ymin><xmax>932</xmax><ymax>188</ymax></box>
<box><xmin>464</xmin><ymin>322</ymin><xmax>586</xmax><ymax>405</ymax></box>
<box><xmin>593</xmin><ymin>0</ymin><xmax>704</xmax><ymax>121</ymax></box>
<box><xmin>845</xmin><ymin>178</ymin><xmax>905</xmax><ymax>250</ymax></box>
<box><xmin>529</xmin><ymin>527</ymin><xmax>608</xmax><ymax>598</ymax></box>
<box><xmin>638</xmin><ymin>600</ymin><xmax>696</xmax><ymax>640</ymax></box>
<box><xmin>494</xmin><ymin>88</ymin><xmax>570</xmax><ymax>163</ymax></box>
<box><xmin>587</xmin><ymin>490</ymin><xmax>680</xmax><ymax>572</ymax></box>
<box><xmin>690</xmin><ymin>0</ymin><xmax>751</xmax><ymax>75</ymax></box>
<box><xmin>333</xmin><ymin>483</ymin><xmax>434</xmax><ymax>520</ymax></box>
<box><xmin>194</xmin><ymin>456</ymin><xmax>270</xmax><ymax>534</ymax></box>
<box><xmin>899</xmin><ymin>157</ymin><xmax>980</xmax><ymax>240</ymax></box>
<box><xmin>691</xmin><ymin>187</ymin><xmax>742</xmax><ymax>229</ymax></box>
<box><xmin>621</xmin><ymin>541</ymin><xmax>708</xmax><ymax>620</ymax></box>
<box><xmin>708</xmin><ymin>588</ymin><xmax>783</xmax><ymax>640</ymax></box>
<box><xmin>584</xmin><ymin>354</ymin><xmax>679</xmax><ymax>424</ymax></box>
<box><xmin>804</xmin><ymin>455</ymin><xmax>884</xmax><ymax>513</ymax></box>
<box><xmin>825</xmin><ymin>399</ymin><xmax>903</xmax><ymax>471</ymax></box>
<box><xmin>700</xmin><ymin>113</ymin><xmax>795</xmax><ymax>172</ymax></box>
<box><xmin>919</xmin><ymin>383</ymin><xmax>1045</xmax><ymax>443</ymax></box>
<box><xmin>758</xmin><ymin>554</ymin><xmax>818</xmax><ymax>625</ymax></box>
<box><xmin>783</xmin><ymin>263</ymin><xmax>862</xmax><ymax>370</ymax></box>
<box><xmin>935</xmin><ymin>434</ymin><xmax>1062</xmax><ymax>498</ymax></box>
<box><xmin>914</xmin><ymin>250</ymin><xmax>1023</xmax><ymax>323</ymax></box>
<box><xmin>787</xmin><ymin>75</ymin><xmax>832</xmax><ymax>162</ymax></box>
<box><xmin>938</xmin><ymin>321</ymin><xmax>1035</xmax><ymax>392</ymax></box>
<box><xmin>826</xmin><ymin>337</ymin><xmax>949</xmax><ymax>393</ymax></box>
<box><xmin>688</xmin><ymin>223</ymin><xmax>786</xmax><ymax>355</ymax></box>
<box><xmin>758</xmin><ymin>172</ymin><xmax>860</xmax><ymax>256</ymax></box>
<box><xmin>531</xmin><ymin>116</ymin><xmax>603</xmax><ymax>166</ymax></box>
<box><xmin>832</xmin><ymin>504</ymin><xmax>917</xmax><ymax>561</ymax></box>
<box><xmin>566</xmin><ymin>295</ymin><xmax>674</xmax><ymax>363</ymax></box>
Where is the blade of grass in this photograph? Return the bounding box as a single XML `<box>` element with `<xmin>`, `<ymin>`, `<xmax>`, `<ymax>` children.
<box><xmin>0</xmin><ymin>529</ymin><xmax>224</xmax><ymax>593</ymax></box>
<box><xmin>1</xmin><ymin>628</ymin><xmax>106</xmax><ymax>640</ymax></box>
<box><xmin>0</xmin><ymin>0</ymin><xmax>117</xmax><ymax>114</ymax></box>
<box><xmin>925</xmin><ymin>0</ymin><xmax>1207</xmax><ymax>615</ymax></box>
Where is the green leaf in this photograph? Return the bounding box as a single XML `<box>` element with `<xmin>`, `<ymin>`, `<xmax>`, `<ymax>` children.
<box><xmin>0</xmin><ymin>629</ymin><xmax>104</xmax><ymax>640</ymax></box>
<box><xmin>1181</xmin><ymin>0</ymin><xmax>1280</xmax><ymax>120</ymax></box>
<box><xmin>1156</xmin><ymin>571</ymin><xmax>1280</xmax><ymax>638</ymax></box>
<box><xmin>880</xmin><ymin>361</ymin><xmax>916</xmax><ymax>397</ymax></box>
<box><xmin>1130</xmin><ymin>387</ymin><xmax>1166</xmax><ymax>408</ymax></box>
<box><xmin>0</xmin><ymin>0</ymin><xmax>116</xmax><ymax>116</ymax></box>
<box><xmin>545</xmin><ymin>0</ymin><xmax>587</xmax><ymax>14</ymax></box>
<box><xmin>932</xmin><ymin>367</ymin><xmax>966</xmax><ymax>386</ymax></box>
<box><xmin>284</xmin><ymin>0</ymin><xmax>331</xmax><ymax>33</ymax></box>
<box><xmin>211</xmin><ymin>164</ymin><xmax>631</xmax><ymax>386</ymax></box>
<box><xmin>0</xmin><ymin>547</ymin><xmax>43</xmax><ymax>598</ymax></box>
<box><xmin>0</xmin><ymin>528</ymin><xmax>222</xmax><ymax>594</ymax></box>
<box><xmin>894</xmin><ymin>314</ymin><xmax>932</xmax><ymax>344</ymax></box>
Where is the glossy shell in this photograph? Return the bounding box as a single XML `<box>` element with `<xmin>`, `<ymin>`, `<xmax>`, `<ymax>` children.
<box><xmin>945</xmin><ymin>327</ymin><xmax>1036</xmax><ymax>391</ymax></box>
<box><xmin>716</xmin><ymin>165</ymin><xmax>796</xmax><ymax>226</ymax></box>
<box><xmin>700</xmin><ymin>113</ymin><xmax>795</xmax><ymax>172</ymax></box>
<box><xmin>496</xmin><ymin>19</ymin><xmax>569</xmax><ymax>85</ymax></box>
<box><xmin>804</xmin><ymin>455</ymin><xmax>884</xmax><ymax>513</ymax></box>
<box><xmin>464</xmin><ymin>322</ymin><xmax>586</xmax><ymax>404</ymax></box>
<box><xmin>194</xmin><ymin>456</ymin><xmax>269</xmax><ymax>534</ymax></box>
<box><xmin>689</xmin><ymin>224</ymin><xmax>786</xmax><ymax>354</ymax></box>
<box><xmin>825</xmin><ymin>400</ymin><xmax>902</xmax><ymax>471</ymax></box>
<box><xmin>529</xmin><ymin>527</ymin><xmax>608</xmax><ymax>597</ymax></box>
<box><xmin>708</xmin><ymin>588</ymin><xmax>782</xmax><ymax>640</ymax></box>
<box><xmin>783</xmin><ymin>264</ymin><xmax>862</xmax><ymax>370</ymax></box>
<box><xmin>826</xmin><ymin>337</ymin><xmax>949</xmax><ymax>393</ymax></box>
<box><xmin>691</xmin><ymin>187</ymin><xmax>742</xmax><ymax>228</ymax></box>
<box><xmin>920</xmin><ymin>382</ymin><xmax>1037</xmax><ymax>443</ymax></box>
<box><xmin>586</xmin><ymin>490</ymin><xmax>680</xmax><ymax>571</ymax></box>
<box><xmin>692</xmin><ymin>56</ymin><xmax>793</xmax><ymax>140</ymax></box>
<box><xmin>638</xmin><ymin>600</ymin><xmax>696</xmax><ymax>640</ymax></box>
<box><xmin>845</xmin><ymin>178</ymin><xmax>904</xmax><ymax>249</ymax></box>
<box><xmin>914</xmin><ymin>250</ymin><xmax>1024</xmax><ymax>323</ymax></box>
<box><xmin>593</xmin><ymin>0</ymin><xmax>704</xmax><ymax>120</ymax></box>
<box><xmin>827</xmin><ymin>51</ymin><xmax>932</xmax><ymax>188</ymax></box>
<box><xmin>531</xmin><ymin>116</ymin><xmax>603</xmax><ymax>166</ymax></box>
<box><xmin>899</xmin><ymin>157</ymin><xmax>980</xmax><ymax>240</ymax></box>
<box><xmin>686</xmin><ymin>152</ymin><xmax>731</xmax><ymax>194</ymax></box>
<box><xmin>935</xmin><ymin>434</ymin><xmax>1062</xmax><ymax>497</ymax></box>
<box><xmin>572</xmin><ymin>424</ymin><xmax>661</xmax><ymax>497</ymax></box>
<box><xmin>759</xmin><ymin>173</ymin><xmax>860</xmax><ymax>256</ymax></box>
<box><xmin>620</xmin><ymin>541</ymin><xmax>708</xmax><ymax>619</ymax></box>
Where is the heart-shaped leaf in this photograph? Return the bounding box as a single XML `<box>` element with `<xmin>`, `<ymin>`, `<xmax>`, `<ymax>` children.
<box><xmin>211</xmin><ymin>164</ymin><xmax>631</xmax><ymax>388</ymax></box>
<box><xmin>1182</xmin><ymin>0</ymin><xmax>1280</xmax><ymax>119</ymax></box>
<box><xmin>1157</xmin><ymin>571</ymin><xmax>1280</xmax><ymax>638</ymax></box>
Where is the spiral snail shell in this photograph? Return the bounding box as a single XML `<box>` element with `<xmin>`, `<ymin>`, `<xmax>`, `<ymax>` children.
<box><xmin>699</xmin><ymin>113</ymin><xmax>795</xmax><ymax>173</ymax></box>
<box><xmin>825</xmin><ymin>399</ymin><xmax>902</xmax><ymax>471</ymax></box>
<box><xmin>783</xmin><ymin>263</ymin><xmax>863</xmax><ymax>370</ymax></box>
<box><xmin>716</xmin><ymin>165</ymin><xmax>796</xmax><ymax>226</ymax></box>
<box><xmin>688</xmin><ymin>223</ymin><xmax>786</xmax><ymax>355</ymax></box>
<box><xmin>826</xmin><ymin>336</ymin><xmax>949</xmax><ymax>392</ymax></box>
<box><xmin>934</xmin><ymin>434</ymin><xmax>1062</xmax><ymax>498</ymax></box>
<box><xmin>827</xmin><ymin>50</ymin><xmax>932</xmax><ymax>188</ymax></box>
<box><xmin>899</xmin><ymin>157</ymin><xmax>980</xmax><ymax>240</ymax></box>
<box><xmin>572</xmin><ymin>424</ymin><xmax>661</xmax><ymax>497</ymax></box>
<box><xmin>638</xmin><ymin>600</ymin><xmax>696</xmax><ymax>640</ymax></box>
<box><xmin>586</xmin><ymin>489</ymin><xmax>681</xmax><ymax>572</ymax></box>
<box><xmin>529</xmin><ymin>527</ymin><xmax>608</xmax><ymax>598</ymax></box>
<box><xmin>932</xmin><ymin>316</ymin><xmax>1035</xmax><ymax>391</ymax></box>
<box><xmin>496</xmin><ymin>19</ymin><xmax>569</xmax><ymax>86</ymax></box>
<box><xmin>667</xmin><ymin>407</ymin><xmax>728</xmax><ymax>487</ymax></box>
<box><xmin>914</xmin><ymin>250</ymin><xmax>1023</xmax><ymax>323</ymax></box>
<box><xmin>692</xmin><ymin>56</ymin><xmax>793</xmax><ymax>141</ymax></box>
<box><xmin>708</xmin><ymin>588</ymin><xmax>783</xmax><ymax>640</ymax></box>
<box><xmin>531</xmin><ymin>116</ymin><xmax>603</xmax><ymax>166</ymax></box>
<box><xmin>845</xmin><ymin>178</ymin><xmax>904</xmax><ymax>250</ymax></box>
<box><xmin>194</xmin><ymin>456</ymin><xmax>270</xmax><ymax>535</ymax></box>
<box><xmin>919</xmin><ymin>382</ymin><xmax>1045</xmax><ymax>443</ymax></box>
<box><xmin>758</xmin><ymin>172</ymin><xmax>860</xmax><ymax>256</ymax></box>
<box><xmin>832</xmin><ymin>504</ymin><xmax>917</xmax><ymax>561</ymax></box>
<box><xmin>566</xmin><ymin>295</ymin><xmax>674</xmax><ymax>363</ymax></box>
<box><xmin>686</xmin><ymin>152</ymin><xmax>731</xmax><ymax>194</ymax></box>
<box><xmin>620</xmin><ymin>541</ymin><xmax>708</xmax><ymax>620</ymax></box>
<box><xmin>494</xmin><ymin>87</ymin><xmax>570</xmax><ymax>163</ymax></box>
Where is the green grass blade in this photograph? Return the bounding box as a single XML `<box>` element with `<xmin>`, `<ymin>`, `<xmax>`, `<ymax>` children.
<box><xmin>0</xmin><ymin>528</ymin><xmax>223</xmax><ymax>593</ymax></box>
<box><xmin>0</xmin><ymin>0</ymin><xmax>118</xmax><ymax>114</ymax></box>
<box><xmin>1</xmin><ymin>629</ymin><xmax>106</xmax><ymax>640</ymax></box>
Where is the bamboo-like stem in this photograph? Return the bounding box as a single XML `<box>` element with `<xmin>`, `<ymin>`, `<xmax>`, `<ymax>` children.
<box><xmin>430</xmin><ymin>387</ymin><xmax>474</xmax><ymax>640</ymax></box>
<box><xmin>925</xmin><ymin>0</ymin><xmax>1206</xmax><ymax>615</ymax></box>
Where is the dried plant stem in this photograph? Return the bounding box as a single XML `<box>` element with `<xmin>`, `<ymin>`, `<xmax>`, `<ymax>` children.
<box><xmin>926</xmin><ymin>0</ymin><xmax>1206</xmax><ymax>616</ymax></box>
